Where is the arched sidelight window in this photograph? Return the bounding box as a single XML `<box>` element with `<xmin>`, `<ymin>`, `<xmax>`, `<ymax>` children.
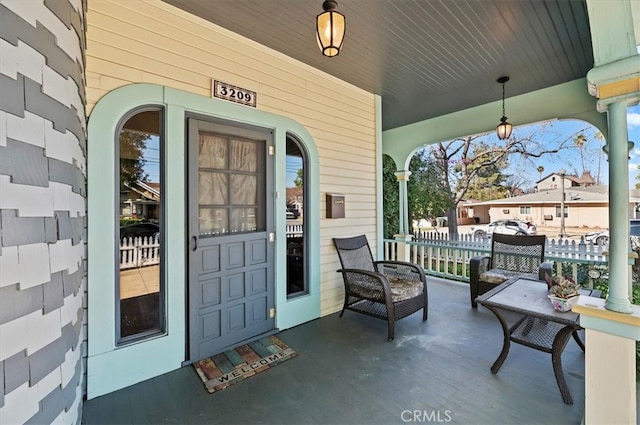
<box><xmin>116</xmin><ymin>108</ymin><xmax>165</xmax><ymax>343</ymax></box>
<box><xmin>286</xmin><ymin>135</ymin><xmax>307</xmax><ymax>297</ymax></box>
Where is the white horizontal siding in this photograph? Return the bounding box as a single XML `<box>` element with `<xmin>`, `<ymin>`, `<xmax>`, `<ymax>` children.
<box><xmin>86</xmin><ymin>0</ymin><xmax>377</xmax><ymax>318</ymax></box>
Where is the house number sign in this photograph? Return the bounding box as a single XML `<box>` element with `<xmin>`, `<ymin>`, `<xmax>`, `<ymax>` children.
<box><xmin>212</xmin><ymin>80</ymin><xmax>257</xmax><ymax>107</ymax></box>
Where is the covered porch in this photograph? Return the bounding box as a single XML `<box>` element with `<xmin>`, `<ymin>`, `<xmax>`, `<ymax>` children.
<box><xmin>82</xmin><ymin>277</ymin><xmax>616</xmax><ymax>424</ymax></box>
<box><xmin>2</xmin><ymin>1</ymin><xmax>640</xmax><ymax>424</ymax></box>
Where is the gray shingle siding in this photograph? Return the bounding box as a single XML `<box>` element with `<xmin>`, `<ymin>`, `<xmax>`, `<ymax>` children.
<box><xmin>3</xmin><ymin>351</ymin><xmax>30</xmax><ymax>395</ymax></box>
<box><xmin>0</xmin><ymin>284</ymin><xmax>44</xmax><ymax>325</ymax></box>
<box><xmin>0</xmin><ymin>74</ymin><xmax>25</xmax><ymax>117</ymax></box>
<box><xmin>0</xmin><ymin>139</ymin><xmax>50</xmax><ymax>187</ymax></box>
<box><xmin>0</xmin><ymin>1</ymin><xmax>87</xmax><ymax>424</ymax></box>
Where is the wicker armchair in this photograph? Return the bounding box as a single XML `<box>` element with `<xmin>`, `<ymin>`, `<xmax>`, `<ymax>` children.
<box><xmin>470</xmin><ymin>233</ymin><xmax>551</xmax><ymax>308</ymax></box>
<box><xmin>333</xmin><ymin>235</ymin><xmax>428</xmax><ymax>341</ymax></box>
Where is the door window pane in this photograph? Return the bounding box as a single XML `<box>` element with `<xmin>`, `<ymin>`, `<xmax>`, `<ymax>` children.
<box><xmin>231</xmin><ymin>139</ymin><xmax>257</xmax><ymax>172</ymax></box>
<box><xmin>199</xmin><ymin>208</ymin><xmax>228</xmax><ymax>235</ymax></box>
<box><xmin>199</xmin><ymin>134</ymin><xmax>227</xmax><ymax>169</ymax></box>
<box><xmin>231</xmin><ymin>208</ymin><xmax>257</xmax><ymax>232</ymax></box>
<box><xmin>118</xmin><ymin>108</ymin><xmax>164</xmax><ymax>341</ymax></box>
<box><xmin>231</xmin><ymin>174</ymin><xmax>257</xmax><ymax>205</ymax></box>
<box><xmin>198</xmin><ymin>132</ymin><xmax>264</xmax><ymax>236</ymax></box>
<box><xmin>199</xmin><ymin>171</ymin><xmax>227</xmax><ymax>205</ymax></box>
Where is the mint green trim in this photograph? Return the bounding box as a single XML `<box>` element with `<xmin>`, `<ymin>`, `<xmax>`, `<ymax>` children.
<box><xmin>605</xmin><ymin>101</ymin><xmax>633</xmax><ymax>313</ymax></box>
<box><xmin>87</xmin><ymin>84</ymin><xmax>185</xmax><ymax>398</ymax></box>
<box><xmin>375</xmin><ymin>95</ymin><xmax>384</xmax><ymax>258</ymax></box>
<box><xmin>163</xmin><ymin>87</ymin><xmax>321</xmax><ymax>329</ymax></box>
<box><xmin>580</xmin><ymin>315</ymin><xmax>640</xmax><ymax>341</ymax></box>
<box><xmin>87</xmin><ymin>83</ymin><xmax>320</xmax><ymax>397</ymax></box>
<box><xmin>276</xmin><ymin>129</ymin><xmax>321</xmax><ymax>329</ymax></box>
<box><xmin>587</xmin><ymin>56</ymin><xmax>640</xmax><ymax>89</ymax></box>
<box><xmin>382</xmin><ymin>79</ymin><xmax>605</xmax><ymax>166</ymax></box>
<box><xmin>586</xmin><ymin>0</ymin><xmax>638</xmax><ymax>66</ymax></box>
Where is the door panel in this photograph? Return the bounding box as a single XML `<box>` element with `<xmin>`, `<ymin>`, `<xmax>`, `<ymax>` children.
<box><xmin>188</xmin><ymin>119</ymin><xmax>274</xmax><ymax>362</ymax></box>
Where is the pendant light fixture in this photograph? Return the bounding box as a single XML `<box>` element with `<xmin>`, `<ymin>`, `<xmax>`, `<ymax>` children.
<box><xmin>496</xmin><ymin>76</ymin><xmax>513</xmax><ymax>140</ymax></box>
<box><xmin>316</xmin><ymin>0</ymin><xmax>345</xmax><ymax>57</ymax></box>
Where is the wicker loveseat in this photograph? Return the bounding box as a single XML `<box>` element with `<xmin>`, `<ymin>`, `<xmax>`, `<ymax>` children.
<box><xmin>470</xmin><ymin>233</ymin><xmax>551</xmax><ymax>308</ymax></box>
<box><xmin>333</xmin><ymin>235</ymin><xmax>428</xmax><ymax>341</ymax></box>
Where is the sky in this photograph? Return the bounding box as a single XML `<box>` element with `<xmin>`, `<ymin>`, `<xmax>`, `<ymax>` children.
<box><xmin>626</xmin><ymin>104</ymin><xmax>640</xmax><ymax>188</ymax></box>
<box><xmin>391</xmin><ymin>104</ymin><xmax>640</xmax><ymax>193</ymax></box>
<box><xmin>476</xmin><ymin>103</ymin><xmax>640</xmax><ymax>191</ymax></box>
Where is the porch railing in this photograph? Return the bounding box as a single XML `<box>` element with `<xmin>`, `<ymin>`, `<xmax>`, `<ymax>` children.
<box><xmin>384</xmin><ymin>231</ymin><xmax>609</xmax><ymax>288</ymax></box>
<box><xmin>120</xmin><ymin>235</ymin><xmax>160</xmax><ymax>269</ymax></box>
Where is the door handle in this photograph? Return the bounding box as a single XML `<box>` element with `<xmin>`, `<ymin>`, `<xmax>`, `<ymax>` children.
<box><xmin>191</xmin><ymin>235</ymin><xmax>198</xmax><ymax>251</ymax></box>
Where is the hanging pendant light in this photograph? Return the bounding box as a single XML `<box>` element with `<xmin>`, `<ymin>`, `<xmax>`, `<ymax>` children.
<box><xmin>496</xmin><ymin>76</ymin><xmax>513</xmax><ymax>140</ymax></box>
<box><xmin>316</xmin><ymin>0</ymin><xmax>345</xmax><ymax>57</ymax></box>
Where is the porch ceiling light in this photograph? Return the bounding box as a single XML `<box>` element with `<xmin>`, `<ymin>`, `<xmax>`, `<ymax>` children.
<box><xmin>496</xmin><ymin>76</ymin><xmax>513</xmax><ymax>140</ymax></box>
<box><xmin>316</xmin><ymin>0</ymin><xmax>345</xmax><ymax>57</ymax></box>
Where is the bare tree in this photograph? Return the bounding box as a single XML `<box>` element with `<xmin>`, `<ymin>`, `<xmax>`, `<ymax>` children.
<box><xmin>505</xmin><ymin>174</ymin><xmax>527</xmax><ymax>197</ymax></box>
<box><xmin>595</xmin><ymin>131</ymin><xmax>605</xmax><ymax>184</ymax></box>
<box><xmin>429</xmin><ymin>125</ymin><xmax>589</xmax><ymax>236</ymax></box>
<box><xmin>573</xmin><ymin>133</ymin><xmax>588</xmax><ymax>174</ymax></box>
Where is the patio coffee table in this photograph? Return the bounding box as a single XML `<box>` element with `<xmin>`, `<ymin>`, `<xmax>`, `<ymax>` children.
<box><xmin>476</xmin><ymin>277</ymin><xmax>600</xmax><ymax>405</ymax></box>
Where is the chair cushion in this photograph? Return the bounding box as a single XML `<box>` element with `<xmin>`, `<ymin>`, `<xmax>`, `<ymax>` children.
<box><xmin>479</xmin><ymin>269</ymin><xmax>537</xmax><ymax>285</ymax></box>
<box><xmin>349</xmin><ymin>283</ymin><xmax>384</xmax><ymax>301</ymax></box>
<box><xmin>349</xmin><ymin>277</ymin><xmax>423</xmax><ymax>303</ymax></box>
<box><xmin>388</xmin><ymin>277</ymin><xmax>423</xmax><ymax>303</ymax></box>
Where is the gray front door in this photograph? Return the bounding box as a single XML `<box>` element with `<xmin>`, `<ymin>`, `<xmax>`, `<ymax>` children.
<box><xmin>187</xmin><ymin>118</ymin><xmax>275</xmax><ymax>362</ymax></box>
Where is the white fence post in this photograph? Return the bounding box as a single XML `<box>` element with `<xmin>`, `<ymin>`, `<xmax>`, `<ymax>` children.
<box><xmin>394</xmin><ymin>234</ymin><xmax>413</xmax><ymax>262</ymax></box>
<box><xmin>119</xmin><ymin>235</ymin><xmax>160</xmax><ymax>269</ymax></box>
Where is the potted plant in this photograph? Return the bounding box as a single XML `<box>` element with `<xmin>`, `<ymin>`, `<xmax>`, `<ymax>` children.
<box><xmin>547</xmin><ymin>275</ymin><xmax>581</xmax><ymax>312</ymax></box>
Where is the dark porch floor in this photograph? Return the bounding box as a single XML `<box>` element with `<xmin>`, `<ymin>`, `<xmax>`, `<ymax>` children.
<box><xmin>82</xmin><ymin>277</ymin><xmax>622</xmax><ymax>425</ymax></box>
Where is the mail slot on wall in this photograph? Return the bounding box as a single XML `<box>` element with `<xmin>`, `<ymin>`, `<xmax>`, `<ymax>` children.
<box><xmin>326</xmin><ymin>193</ymin><xmax>345</xmax><ymax>218</ymax></box>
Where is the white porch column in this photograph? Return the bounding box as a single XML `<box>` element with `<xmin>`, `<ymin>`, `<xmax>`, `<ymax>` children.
<box><xmin>394</xmin><ymin>170</ymin><xmax>411</xmax><ymax>235</ymax></box>
<box><xmin>575</xmin><ymin>301</ymin><xmax>639</xmax><ymax>425</ymax></box>
<box><xmin>394</xmin><ymin>170</ymin><xmax>412</xmax><ymax>261</ymax></box>
<box><xmin>583</xmin><ymin>1</ymin><xmax>639</xmax><ymax>422</ymax></box>
<box><xmin>605</xmin><ymin>101</ymin><xmax>633</xmax><ymax>313</ymax></box>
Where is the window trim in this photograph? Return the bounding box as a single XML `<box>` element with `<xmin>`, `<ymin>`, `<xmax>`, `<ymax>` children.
<box><xmin>115</xmin><ymin>106</ymin><xmax>166</xmax><ymax>346</ymax></box>
<box><xmin>555</xmin><ymin>205</ymin><xmax>568</xmax><ymax>218</ymax></box>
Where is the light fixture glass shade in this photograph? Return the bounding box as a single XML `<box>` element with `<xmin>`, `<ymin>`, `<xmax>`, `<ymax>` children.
<box><xmin>495</xmin><ymin>76</ymin><xmax>512</xmax><ymax>140</ymax></box>
<box><xmin>316</xmin><ymin>2</ymin><xmax>345</xmax><ymax>57</ymax></box>
<box><xmin>496</xmin><ymin>117</ymin><xmax>512</xmax><ymax>140</ymax></box>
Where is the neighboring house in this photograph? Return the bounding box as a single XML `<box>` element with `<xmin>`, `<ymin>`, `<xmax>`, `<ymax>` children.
<box><xmin>536</xmin><ymin>170</ymin><xmax>596</xmax><ymax>191</ymax></box>
<box><xmin>466</xmin><ymin>186</ymin><xmax>640</xmax><ymax>228</ymax></box>
<box><xmin>0</xmin><ymin>1</ymin><xmax>638</xmax><ymax>424</ymax></box>
<box><xmin>120</xmin><ymin>180</ymin><xmax>160</xmax><ymax>220</ymax></box>
<box><xmin>286</xmin><ymin>186</ymin><xmax>304</xmax><ymax>216</ymax></box>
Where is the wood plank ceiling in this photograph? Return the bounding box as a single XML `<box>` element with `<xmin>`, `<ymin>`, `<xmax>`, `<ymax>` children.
<box><xmin>163</xmin><ymin>0</ymin><xmax>593</xmax><ymax>131</ymax></box>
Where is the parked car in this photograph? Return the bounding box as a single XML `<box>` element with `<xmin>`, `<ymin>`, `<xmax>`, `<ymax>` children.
<box><xmin>520</xmin><ymin>221</ymin><xmax>537</xmax><ymax>235</ymax></box>
<box><xmin>584</xmin><ymin>219</ymin><xmax>640</xmax><ymax>245</ymax></box>
<box><xmin>286</xmin><ymin>207</ymin><xmax>300</xmax><ymax>219</ymax></box>
<box><xmin>473</xmin><ymin>219</ymin><xmax>535</xmax><ymax>238</ymax></box>
<box><xmin>120</xmin><ymin>222</ymin><xmax>160</xmax><ymax>240</ymax></box>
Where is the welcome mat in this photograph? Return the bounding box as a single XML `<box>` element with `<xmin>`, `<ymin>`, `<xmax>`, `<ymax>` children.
<box><xmin>193</xmin><ymin>335</ymin><xmax>297</xmax><ymax>393</ymax></box>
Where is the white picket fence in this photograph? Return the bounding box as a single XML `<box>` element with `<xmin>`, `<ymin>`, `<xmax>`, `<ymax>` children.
<box><xmin>384</xmin><ymin>231</ymin><xmax>609</xmax><ymax>286</ymax></box>
<box><xmin>286</xmin><ymin>223</ymin><xmax>304</xmax><ymax>238</ymax></box>
<box><xmin>120</xmin><ymin>225</ymin><xmax>303</xmax><ymax>269</ymax></box>
<box><xmin>120</xmin><ymin>235</ymin><xmax>160</xmax><ymax>269</ymax></box>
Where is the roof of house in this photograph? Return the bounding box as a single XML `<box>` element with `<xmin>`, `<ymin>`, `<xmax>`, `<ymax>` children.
<box><xmin>535</xmin><ymin>170</ymin><xmax>596</xmax><ymax>186</ymax></box>
<box><xmin>466</xmin><ymin>186</ymin><xmax>640</xmax><ymax>206</ymax></box>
